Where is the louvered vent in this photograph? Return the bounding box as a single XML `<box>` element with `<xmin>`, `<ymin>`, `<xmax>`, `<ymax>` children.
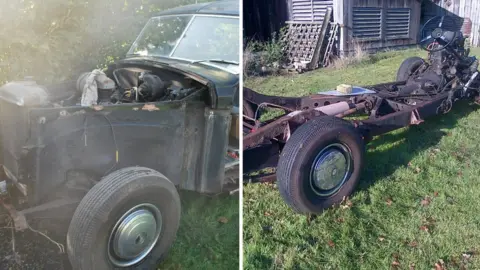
<box><xmin>291</xmin><ymin>0</ymin><xmax>333</xmax><ymax>22</ymax></box>
<box><xmin>352</xmin><ymin>7</ymin><xmax>382</xmax><ymax>40</ymax></box>
<box><xmin>386</xmin><ymin>8</ymin><xmax>411</xmax><ymax>39</ymax></box>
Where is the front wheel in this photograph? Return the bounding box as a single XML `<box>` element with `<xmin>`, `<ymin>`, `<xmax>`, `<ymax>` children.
<box><xmin>66</xmin><ymin>167</ymin><xmax>181</xmax><ymax>269</ymax></box>
<box><xmin>396</xmin><ymin>56</ymin><xmax>425</xmax><ymax>81</ymax></box>
<box><xmin>277</xmin><ymin>116</ymin><xmax>365</xmax><ymax>214</ymax></box>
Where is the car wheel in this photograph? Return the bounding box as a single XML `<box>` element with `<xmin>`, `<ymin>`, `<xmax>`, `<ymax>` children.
<box><xmin>396</xmin><ymin>56</ymin><xmax>424</xmax><ymax>81</ymax></box>
<box><xmin>277</xmin><ymin>116</ymin><xmax>365</xmax><ymax>214</ymax></box>
<box><xmin>66</xmin><ymin>167</ymin><xmax>181</xmax><ymax>270</ymax></box>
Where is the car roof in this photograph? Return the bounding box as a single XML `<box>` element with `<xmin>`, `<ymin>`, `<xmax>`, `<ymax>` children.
<box><xmin>157</xmin><ymin>1</ymin><xmax>239</xmax><ymax>17</ymax></box>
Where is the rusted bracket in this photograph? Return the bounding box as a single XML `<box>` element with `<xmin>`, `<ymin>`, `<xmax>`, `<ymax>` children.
<box><xmin>1</xmin><ymin>199</ymin><xmax>28</xmax><ymax>231</ymax></box>
<box><xmin>1</xmin><ymin>198</ymin><xmax>81</xmax><ymax>232</ymax></box>
<box><xmin>243</xmin><ymin>109</ymin><xmax>323</xmax><ymax>149</ymax></box>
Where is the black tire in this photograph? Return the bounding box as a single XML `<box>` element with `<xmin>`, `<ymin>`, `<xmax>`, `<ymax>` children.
<box><xmin>67</xmin><ymin>167</ymin><xmax>181</xmax><ymax>270</ymax></box>
<box><xmin>277</xmin><ymin>116</ymin><xmax>365</xmax><ymax>214</ymax></box>
<box><xmin>396</xmin><ymin>56</ymin><xmax>424</xmax><ymax>81</ymax></box>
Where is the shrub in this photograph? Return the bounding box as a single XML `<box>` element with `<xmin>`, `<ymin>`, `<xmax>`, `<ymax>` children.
<box><xmin>331</xmin><ymin>40</ymin><xmax>368</xmax><ymax>69</ymax></box>
<box><xmin>243</xmin><ymin>30</ymin><xmax>286</xmax><ymax>77</ymax></box>
<box><xmin>0</xmin><ymin>0</ymin><xmax>209</xmax><ymax>84</ymax></box>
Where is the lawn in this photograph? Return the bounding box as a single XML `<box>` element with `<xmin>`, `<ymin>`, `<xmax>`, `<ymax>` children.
<box><xmin>0</xmin><ymin>191</ymin><xmax>239</xmax><ymax>270</ymax></box>
<box><xmin>243</xmin><ymin>48</ymin><xmax>480</xmax><ymax>269</ymax></box>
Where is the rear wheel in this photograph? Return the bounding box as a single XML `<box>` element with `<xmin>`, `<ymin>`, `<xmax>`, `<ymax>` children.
<box><xmin>277</xmin><ymin>116</ymin><xmax>365</xmax><ymax>214</ymax></box>
<box><xmin>396</xmin><ymin>56</ymin><xmax>425</xmax><ymax>81</ymax></box>
<box><xmin>66</xmin><ymin>167</ymin><xmax>181</xmax><ymax>269</ymax></box>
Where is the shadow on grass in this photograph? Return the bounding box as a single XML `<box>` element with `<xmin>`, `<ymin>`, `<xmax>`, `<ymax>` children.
<box><xmin>357</xmin><ymin>100</ymin><xmax>478</xmax><ymax>193</ymax></box>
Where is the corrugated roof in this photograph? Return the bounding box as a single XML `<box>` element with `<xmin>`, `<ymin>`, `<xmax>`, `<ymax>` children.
<box><xmin>158</xmin><ymin>1</ymin><xmax>239</xmax><ymax>16</ymax></box>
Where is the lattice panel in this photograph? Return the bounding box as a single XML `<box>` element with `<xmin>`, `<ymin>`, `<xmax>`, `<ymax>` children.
<box><xmin>283</xmin><ymin>22</ymin><xmax>323</xmax><ymax>64</ymax></box>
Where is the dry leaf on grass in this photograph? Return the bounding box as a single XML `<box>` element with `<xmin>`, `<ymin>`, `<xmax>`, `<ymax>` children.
<box><xmin>328</xmin><ymin>240</ymin><xmax>335</xmax><ymax>248</ymax></box>
<box><xmin>217</xmin><ymin>217</ymin><xmax>229</xmax><ymax>224</ymax></box>
<box><xmin>409</xmin><ymin>263</ymin><xmax>415</xmax><ymax>270</ymax></box>
<box><xmin>391</xmin><ymin>253</ymin><xmax>401</xmax><ymax>268</ymax></box>
<box><xmin>419</xmin><ymin>226</ymin><xmax>429</xmax><ymax>232</ymax></box>
<box><xmin>340</xmin><ymin>198</ymin><xmax>353</xmax><ymax>209</ymax></box>
<box><xmin>421</xmin><ymin>196</ymin><xmax>431</xmax><ymax>207</ymax></box>
<box><xmin>378</xmin><ymin>236</ymin><xmax>385</xmax><ymax>242</ymax></box>
<box><xmin>434</xmin><ymin>259</ymin><xmax>445</xmax><ymax>270</ymax></box>
<box><xmin>386</xmin><ymin>198</ymin><xmax>393</xmax><ymax>206</ymax></box>
<box><xmin>408</xmin><ymin>241</ymin><xmax>418</xmax><ymax>247</ymax></box>
<box><xmin>434</xmin><ymin>191</ymin><xmax>439</xmax><ymax>197</ymax></box>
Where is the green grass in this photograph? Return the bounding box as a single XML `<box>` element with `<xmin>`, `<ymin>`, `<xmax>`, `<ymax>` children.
<box><xmin>159</xmin><ymin>191</ymin><xmax>239</xmax><ymax>269</ymax></box>
<box><xmin>244</xmin><ymin>48</ymin><xmax>480</xmax><ymax>269</ymax></box>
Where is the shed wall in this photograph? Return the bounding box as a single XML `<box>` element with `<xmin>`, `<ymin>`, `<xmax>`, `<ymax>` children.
<box><xmin>243</xmin><ymin>0</ymin><xmax>289</xmax><ymax>41</ymax></box>
<box><xmin>339</xmin><ymin>0</ymin><xmax>421</xmax><ymax>55</ymax></box>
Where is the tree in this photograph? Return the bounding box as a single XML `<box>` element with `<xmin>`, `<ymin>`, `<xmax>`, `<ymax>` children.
<box><xmin>0</xmin><ymin>0</ymin><xmax>209</xmax><ymax>84</ymax></box>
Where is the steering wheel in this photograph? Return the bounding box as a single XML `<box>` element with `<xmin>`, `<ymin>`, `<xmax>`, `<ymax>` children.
<box><xmin>419</xmin><ymin>15</ymin><xmax>457</xmax><ymax>52</ymax></box>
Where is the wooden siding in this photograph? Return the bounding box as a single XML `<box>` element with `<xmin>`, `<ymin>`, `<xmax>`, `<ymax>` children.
<box><xmin>339</xmin><ymin>0</ymin><xmax>421</xmax><ymax>55</ymax></box>
<box><xmin>424</xmin><ymin>0</ymin><xmax>480</xmax><ymax>47</ymax></box>
<box><xmin>243</xmin><ymin>0</ymin><xmax>290</xmax><ymax>41</ymax></box>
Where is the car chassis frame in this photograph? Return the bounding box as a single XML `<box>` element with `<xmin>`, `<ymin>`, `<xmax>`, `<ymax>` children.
<box><xmin>243</xmin><ymin>79</ymin><xmax>480</xmax><ymax>182</ymax></box>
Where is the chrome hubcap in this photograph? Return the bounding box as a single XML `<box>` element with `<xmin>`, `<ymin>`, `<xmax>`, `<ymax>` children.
<box><xmin>108</xmin><ymin>203</ymin><xmax>162</xmax><ymax>267</ymax></box>
<box><xmin>310</xmin><ymin>143</ymin><xmax>352</xmax><ymax>196</ymax></box>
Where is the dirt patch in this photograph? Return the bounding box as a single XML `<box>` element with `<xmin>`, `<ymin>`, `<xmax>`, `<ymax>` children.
<box><xmin>0</xmin><ymin>210</ymin><xmax>70</xmax><ymax>270</ymax></box>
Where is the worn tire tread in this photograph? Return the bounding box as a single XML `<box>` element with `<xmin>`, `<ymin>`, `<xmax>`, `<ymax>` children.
<box><xmin>277</xmin><ymin>116</ymin><xmax>364</xmax><ymax>214</ymax></box>
<box><xmin>396</xmin><ymin>56</ymin><xmax>424</xmax><ymax>82</ymax></box>
<box><xmin>67</xmin><ymin>167</ymin><xmax>180</xmax><ymax>270</ymax></box>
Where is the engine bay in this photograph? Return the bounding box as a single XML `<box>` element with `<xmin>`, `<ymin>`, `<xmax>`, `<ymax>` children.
<box><xmin>58</xmin><ymin>66</ymin><xmax>206</xmax><ymax>107</ymax></box>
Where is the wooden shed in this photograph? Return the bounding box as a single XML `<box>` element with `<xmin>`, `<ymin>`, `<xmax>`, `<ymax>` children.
<box><xmin>245</xmin><ymin>0</ymin><xmax>422</xmax><ymax>55</ymax></box>
<box><xmin>243</xmin><ymin>0</ymin><xmax>478</xmax><ymax>65</ymax></box>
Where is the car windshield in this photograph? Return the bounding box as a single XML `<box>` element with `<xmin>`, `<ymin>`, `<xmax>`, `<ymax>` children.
<box><xmin>127</xmin><ymin>14</ymin><xmax>239</xmax><ymax>68</ymax></box>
